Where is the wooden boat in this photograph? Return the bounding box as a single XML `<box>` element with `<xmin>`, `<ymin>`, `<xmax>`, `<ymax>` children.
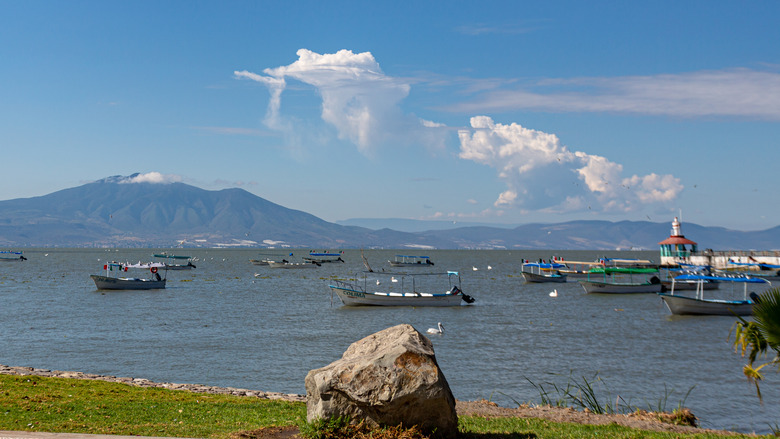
<box><xmin>388</xmin><ymin>255</ymin><xmax>434</xmax><ymax>267</ymax></box>
<box><xmin>579</xmin><ymin>267</ymin><xmax>662</xmax><ymax>293</ymax></box>
<box><xmin>521</xmin><ymin>262</ymin><xmax>567</xmax><ymax>283</ymax></box>
<box><xmin>266</xmin><ymin>259</ymin><xmax>319</xmax><ymax>268</ymax></box>
<box><xmin>328</xmin><ymin>271</ymin><xmax>475</xmax><ymax>306</ymax></box>
<box><xmin>303</xmin><ymin>251</ymin><xmax>345</xmax><ymax>264</ymax></box>
<box><xmin>660</xmin><ymin>265</ymin><xmax>719</xmax><ymax>291</ymax></box>
<box><xmin>0</xmin><ymin>251</ymin><xmax>26</xmax><ymax>261</ymax></box>
<box><xmin>658</xmin><ymin>273</ymin><xmax>771</xmax><ymax>316</ymax></box>
<box><xmin>552</xmin><ymin>259</ymin><xmax>604</xmax><ymax>279</ymax></box>
<box><xmin>153</xmin><ymin>253</ymin><xmax>196</xmax><ymax>270</ymax></box>
<box><xmin>90</xmin><ymin>262</ymin><xmax>167</xmax><ymax>290</ymax></box>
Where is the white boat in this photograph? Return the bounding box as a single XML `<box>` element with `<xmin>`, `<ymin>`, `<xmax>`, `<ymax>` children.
<box><xmin>388</xmin><ymin>255</ymin><xmax>434</xmax><ymax>267</ymax></box>
<box><xmin>90</xmin><ymin>262</ymin><xmax>167</xmax><ymax>290</ymax></box>
<box><xmin>521</xmin><ymin>262</ymin><xmax>567</xmax><ymax>283</ymax></box>
<box><xmin>153</xmin><ymin>253</ymin><xmax>196</xmax><ymax>270</ymax></box>
<box><xmin>303</xmin><ymin>251</ymin><xmax>345</xmax><ymax>264</ymax></box>
<box><xmin>328</xmin><ymin>271</ymin><xmax>475</xmax><ymax>306</ymax></box>
<box><xmin>0</xmin><ymin>251</ymin><xmax>27</xmax><ymax>261</ymax></box>
<box><xmin>658</xmin><ymin>273</ymin><xmax>771</xmax><ymax>316</ymax></box>
<box><xmin>579</xmin><ymin>266</ymin><xmax>663</xmax><ymax>293</ymax></box>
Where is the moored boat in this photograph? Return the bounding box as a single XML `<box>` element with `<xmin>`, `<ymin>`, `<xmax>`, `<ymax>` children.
<box><xmin>521</xmin><ymin>262</ymin><xmax>567</xmax><ymax>283</ymax></box>
<box><xmin>579</xmin><ymin>266</ymin><xmax>662</xmax><ymax>293</ymax></box>
<box><xmin>388</xmin><ymin>255</ymin><xmax>434</xmax><ymax>267</ymax></box>
<box><xmin>90</xmin><ymin>262</ymin><xmax>167</xmax><ymax>290</ymax></box>
<box><xmin>658</xmin><ymin>273</ymin><xmax>770</xmax><ymax>316</ymax></box>
<box><xmin>328</xmin><ymin>271</ymin><xmax>475</xmax><ymax>306</ymax></box>
<box><xmin>0</xmin><ymin>251</ymin><xmax>26</xmax><ymax>261</ymax></box>
<box><xmin>303</xmin><ymin>251</ymin><xmax>345</xmax><ymax>264</ymax></box>
<box><xmin>153</xmin><ymin>253</ymin><xmax>196</xmax><ymax>270</ymax></box>
<box><xmin>267</xmin><ymin>259</ymin><xmax>319</xmax><ymax>268</ymax></box>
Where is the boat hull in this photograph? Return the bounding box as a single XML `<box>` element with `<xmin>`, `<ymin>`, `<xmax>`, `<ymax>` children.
<box><xmin>329</xmin><ymin>285</ymin><xmax>466</xmax><ymax>306</ymax></box>
<box><xmin>579</xmin><ymin>280</ymin><xmax>662</xmax><ymax>294</ymax></box>
<box><xmin>521</xmin><ymin>271</ymin><xmax>567</xmax><ymax>283</ymax></box>
<box><xmin>658</xmin><ymin>293</ymin><xmax>753</xmax><ymax>316</ymax></box>
<box><xmin>91</xmin><ymin>275</ymin><xmax>166</xmax><ymax>290</ymax></box>
<box><xmin>267</xmin><ymin>261</ymin><xmax>317</xmax><ymax>268</ymax></box>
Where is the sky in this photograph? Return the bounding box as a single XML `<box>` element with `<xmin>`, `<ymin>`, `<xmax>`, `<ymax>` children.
<box><xmin>2</xmin><ymin>1</ymin><xmax>779</xmax><ymax>231</ymax></box>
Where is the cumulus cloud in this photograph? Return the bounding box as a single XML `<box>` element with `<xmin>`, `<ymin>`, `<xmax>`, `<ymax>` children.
<box><xmin>448</xmin><ymin>68</ymin><xmax>780</xmax><ymax>120</ymax></box>
<box><xmin>235</xmin><ymin>49</ymin><xmax>447</xmax><ymax>155</ymax></box>
<box><xmin>458</xmin><ymin>116</ymin><xmax>683</xmax><ymax>213</ymax></box>
<box><xmin>120</xmin><ymin>172</ymin><xmax>182</xmax><ymax>184</ymax></box>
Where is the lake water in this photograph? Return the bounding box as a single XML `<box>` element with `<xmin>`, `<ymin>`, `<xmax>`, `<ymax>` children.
<box><xmin>1</xmin><ymin>248</ymin><xmax>777</xmax><ymax>434</ymax></box>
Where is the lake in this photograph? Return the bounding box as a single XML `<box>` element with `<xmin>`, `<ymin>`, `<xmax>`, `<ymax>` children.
<box><xmin>0</xmin><ymin>248</ymin><xmax>777</xmax><ymax>434</ymax></box>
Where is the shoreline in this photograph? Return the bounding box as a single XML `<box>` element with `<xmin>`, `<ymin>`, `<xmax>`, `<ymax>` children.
<box><xmin>1</xmin><ymin>364</ymin><xmax>740</xmax><ymax>436</ymax></box>
<box><xmin>0</xmin><ymin>364</ymin><xmax>306</xmax><ymax>402</ymax></box>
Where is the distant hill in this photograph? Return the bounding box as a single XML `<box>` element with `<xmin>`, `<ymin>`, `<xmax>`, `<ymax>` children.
<box><xmin>1</xmin><ymin>174</ymin><xmax>779</xmax><ymax>250</ymax></box>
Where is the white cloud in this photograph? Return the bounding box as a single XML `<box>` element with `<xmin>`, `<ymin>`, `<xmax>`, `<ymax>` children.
<box><xmin>448</xmin><ymin>68</ymin><xmax>780</xmax><ymax>120</ymax></box>
<box><xmin>235</xmin><ymin>49</ymin><xmax>448</xmax><ymax>155</ymax></box>
<box><xmin>120</xmin><ymin>172</ymin><xmax>182</xmax><ymax>184</ymax></box>
<box><xmin>458</xmin><ymin>116</ymin><xmax>683</xmax><ymax>213</ymax></box>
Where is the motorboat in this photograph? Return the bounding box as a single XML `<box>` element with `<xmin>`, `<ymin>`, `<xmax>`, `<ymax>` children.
<box><xmin>579</xmin><ymin>266</ymin><xmax>662</xmax><ymax>293</ymax></box>
<box><xmin>303</xmin><ymin>251</ymin><xmax>345</xmax><ymax>264</ymax></box>
<box><xmin>328</xmin><ymin>271</ymin><xmax>475</xmax><ymax>306</ymax></box>
<box><xmin>90</xmin><ymin>262</ymin><xmax>167</xmax><ymax>290</ymax></box>
<box><xmin>153</xmin><ymin>253</ymin><xmax>196</xmax><ymax>270</ymax></box>
<box><xmin>658</xmin><ymin>273</ymin><xmax>770</xmax><ymax>316</ymax></box>
<box><xmin>520</xmin><ymin>262</ymin><xmax>567</xmax><ymax>283</ymax></box>
<box><xmin>388</xmin><ymin>255</ymin><xmax>434</xmax><ymax>267</ymax></box>
<box><xmin>0</xmin><ymin>251</ymin><xmax>26</xmax><ymax>261</ymax></box>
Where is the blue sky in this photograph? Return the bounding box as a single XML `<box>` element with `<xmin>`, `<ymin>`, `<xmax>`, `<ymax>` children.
<box><xmin>2</xmin><ymin>1</ymin><xmax>779</xmax><ymax>231</ymax></box>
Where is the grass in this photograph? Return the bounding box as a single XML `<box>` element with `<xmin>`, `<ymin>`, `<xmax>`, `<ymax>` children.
<box><xmin>0</xmin><ymin>374</ymin><xmax>772</xmax><ymax>439</ymax></box>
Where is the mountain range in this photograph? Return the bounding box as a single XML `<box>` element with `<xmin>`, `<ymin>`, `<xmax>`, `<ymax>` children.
<box><xmin>1</xmin><ymin>174</ymin><xmax>779</xmax><ymax>250</ymax></box>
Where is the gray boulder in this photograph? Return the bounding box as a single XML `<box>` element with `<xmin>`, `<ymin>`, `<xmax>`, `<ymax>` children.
<box><xmin>305</xmin><ymin>323</ymin><xmax>458</xmax><ymax>438</ymax></box>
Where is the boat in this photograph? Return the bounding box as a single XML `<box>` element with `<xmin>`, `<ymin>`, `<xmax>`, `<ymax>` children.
<box><xmin>328</xmin><ymin>271</ymin><xmax>475</xmax><ymax>306</ymax></box>
<box><xmin>153</xmin><ymin>253</ymin><xmax>196</xmax><ymax>270</ymax></box>
<box><xmin>90</xmin><ymin>262</ymin><xmax>167</xmax><ymax>290</ymax></box>
<box><xmin>266</xmin><ymin>259</ymin><xmax>319</xmax><ymax>268</ymax></box>
<box><xmin>388</xmin><ymin>255</ymin><xmax>434</xmax><ymax>267</ymax></box>
<box><xmin>716</xmin><ymin>261</ymin><xmax>780</xmax><ymax>282</ymax></box>
<box><xmin>579</xmin><ymin>266</ymin><xmax>663</xmax><ymax>293</ymax></box>
<box><xmin>551</xmin><ymin>259</ymin><xmax>604</xmax><ymax>279</ymax></box>
<box><xmin>303</xmin><ymin>251</ymin><xmax>345</xmax><ymax>264</ymax></box>
<box><xmin>0</xmin><ymin>251</ymin><xmax>27</xmax><ymax>261</ymax></box>
<box><xmin>249</xmin><ymin>258</ymin><xmax>271</xmax><ymax>266</ymax></box>
<box><xmin>520</xmin><ymin>262</ymin><xmax>567</xmax><ymax>283</ymax></box>
<box><xmin>660</xmin><ymin>265</ymin><xmax>719</xmax><ymax>291</ymax></box>
<box><xmin>658</xmin><ymin>273</ymin><xmax>771</xmax><ymax>315</ymax></box>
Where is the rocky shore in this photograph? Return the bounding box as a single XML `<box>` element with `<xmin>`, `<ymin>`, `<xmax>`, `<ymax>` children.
<box><xmin>0</xmin><ymin>364</ymin><xmax>306</xmax><ymax>402</ymax></box>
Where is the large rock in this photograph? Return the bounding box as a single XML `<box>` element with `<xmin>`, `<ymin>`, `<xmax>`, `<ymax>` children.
<box><xmin>305</xmin><ymin>324</ymin><xmax>458</xmax><ymax>438</ymax></box>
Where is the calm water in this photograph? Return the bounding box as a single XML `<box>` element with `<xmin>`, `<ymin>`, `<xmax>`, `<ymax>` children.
<box><xmin>1</xmin><ymin>248</ymin><xmax>777</xmax><ymax>433</ymax></box>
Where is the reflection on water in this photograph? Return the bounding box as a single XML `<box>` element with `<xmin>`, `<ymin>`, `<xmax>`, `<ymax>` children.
<box><xmin>0</xmin><ymin>248</ymin><xmax>777</xmax><ymax>433</ymax></box>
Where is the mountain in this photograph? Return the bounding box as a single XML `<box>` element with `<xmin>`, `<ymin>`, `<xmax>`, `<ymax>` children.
<box><xmin>1</xmin><ymin>174</ymin><xmax>779</xmax><ymax>250</ymax></box>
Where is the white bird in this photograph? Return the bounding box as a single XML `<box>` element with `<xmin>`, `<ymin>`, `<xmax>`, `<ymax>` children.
<box><xmin>427</xmin><ymin>322</ymin><xmax>444</xmax><ymax>335</ymax></box>
<box><xmin>391</xmin><ymin>277</ymin><xmax>398</xmax><ymax>282</ymax></box>
<box><xmin>487</xmin><ymin>265</ymin><xmax>492</xmax><ymax>270</ymax></box>
<box><xmin>549</xmin><ymin>289</ymin><xmax>558</xmax><ymax>297</ymax></box>
<box><xmin>472</xmin><ymin>266</ymin><xmax>478</xmax><ymax>271</ymax></box>
<box><xmin>376</xmin><ymin>279</ymin><xmax>381</xmax><ymax>285</ymax></box>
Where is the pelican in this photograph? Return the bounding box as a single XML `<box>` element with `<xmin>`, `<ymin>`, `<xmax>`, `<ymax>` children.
<box><xmin>427</xmin><ymin>322</ymin><xmax>444</xmax><ymax>335</ymax></box>
<box><xmin>472</xmin><ymin>266</ymin><xmax>478</xmax><ymax>271</ymax></box>
<box><xmin>376</xmin><ymin>279</ymin><xmax>381</xmax><ymax>285</ymax></box>
<box><xmin>549</xmin><ymin>289</ymin><xmax>558</xmax><ymax>297</ymax></box>
<box><xmin>487</xmin><ymin>265</ymin><xmax>492</xmax><ymax>270</ymax></box>
<box><xmin>391</xmin><ymin>277</ymin><xmax>398</xmax><ymax>283</ymax></box>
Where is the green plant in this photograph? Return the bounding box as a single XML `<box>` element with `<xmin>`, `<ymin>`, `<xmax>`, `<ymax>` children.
<box><xmin>732</xmin><ymin>287</ymin><xmax>780</xmax><ymax>401</ymax></box>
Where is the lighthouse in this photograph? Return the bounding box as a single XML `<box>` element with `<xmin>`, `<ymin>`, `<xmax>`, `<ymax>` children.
<box><xmin>658</xmin><ymin>217</ymin><xmax>698</xmax><ymax>266</ymax></box>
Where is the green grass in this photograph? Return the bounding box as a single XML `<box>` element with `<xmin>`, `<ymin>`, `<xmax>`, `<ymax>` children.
<box><xmin>0</xmin><ymin>374</ymin><xmax>306</xmax><ymax>438</ymax></box>
<box><xmin>0</xmin><ymin>374</ymin><xmax>772</xmax><ymax>439</ymax></box>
